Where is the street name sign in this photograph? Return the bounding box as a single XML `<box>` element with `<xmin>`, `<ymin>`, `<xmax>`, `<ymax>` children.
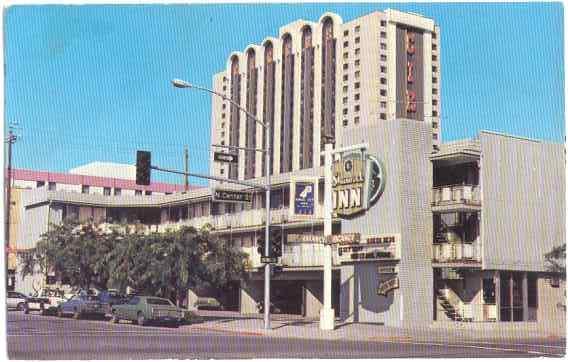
<box><xmin>260</xmin><ymin>256</ymin><xmax>278</xmax><ymax>264</ymax></box>
<box><xmin>214</xmin><ymin>152</ymin><xmax>238</xmax><ymax>164</ymax></box>
<box><xmin>213</xmin><ymin>189</ymin><xmax>252</xmax><ymax>204</ymax></box>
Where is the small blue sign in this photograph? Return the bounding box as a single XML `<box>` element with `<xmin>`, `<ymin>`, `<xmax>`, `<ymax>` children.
<box><xmin>295</xmin><ymin>182</ymin><xmax>314</xmax><ymax>215</ymax></box>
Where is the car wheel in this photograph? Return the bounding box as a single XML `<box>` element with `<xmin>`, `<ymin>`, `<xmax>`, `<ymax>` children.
<box><xmin>40</xmin><ymin>304</ymin><xmax>46</xmax><ymax>316</ymax></box>
<box><xmin>57</xmin><ymin>307</ymin><xmax>63</xmax><ymax>318</ymax></box>
<box><xmin>111</xmin><ymin>311</ymin><xmax>119</xmax><ymax>324</ymax></box>
<box><xmin>137</xmin><ymin>312</ymin><xmax>146</xmax><ymax>326</ymax></box>
<box><xmin>24</xmin><ymin>305</ymin><xmax>30</xmax><ymax>314</ymax></box>
<box><xmin>16</xmin><ymin>302</ymin><xmax>26</xmax><ymax>312</ymax></box>
<box><xmin>73</xmin><ymin>309</ymin><xmax>81</xmax><ymax>320</ymax></box>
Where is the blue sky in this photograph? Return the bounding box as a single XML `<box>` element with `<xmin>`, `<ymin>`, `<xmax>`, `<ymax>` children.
<box><xmin>4</xmin><ymin>3</ymin><xmax>565</xmax><ymax>185</ymax></box>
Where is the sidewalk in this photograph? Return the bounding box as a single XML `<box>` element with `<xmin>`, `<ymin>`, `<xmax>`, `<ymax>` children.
<box><xmin>185</xmin><ymin>311</ymin><xmax>566</xmax><ymax>343</ymax></box>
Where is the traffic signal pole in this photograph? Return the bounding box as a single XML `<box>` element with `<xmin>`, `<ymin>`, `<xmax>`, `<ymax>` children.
<box><xmin>263</xmin><ymin>121</ymin><xmax>271</xmax><ymax>330</ymax></box>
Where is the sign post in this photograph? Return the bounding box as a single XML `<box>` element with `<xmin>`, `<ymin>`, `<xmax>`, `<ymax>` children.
<box><xmin>320</xmin><ymin>142</ymin><xmax>335</xmax><ymax>331</ymax></box>
<box><xmin>213</xmin><ymin>189</ymin><xmax>252</xmax><ymax>204</ymax></box>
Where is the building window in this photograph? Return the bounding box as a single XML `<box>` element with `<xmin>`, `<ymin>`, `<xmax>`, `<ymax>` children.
<box><xmin>342</xmin><ymin>119</ymin><xmax>348</xmax><ymax>126</ymax></box>
<box><xmin>354</xmin><ymin>25</ymin><xmax>360</xmax><ymax>32</ymax></box>
<box><xmin>135</xmin><ymin>190</ymin><xmax>142</xmax><ymax>196</ymax></box>
<box><xmin>355</xmin><ymin>37</ymin><xmax>360</xmax><ymax>44</ymax></box>
<box><xmin>354</xmin><ymin>71</ymin><xmax>360</xmax><ymax>79</ymax></box>
<box><xmin>342</xmin><ymin>96</ymin><xmax>348</xmax><ymax>104</ymax></box>
<box><xmin>48</xmin><ymin>182</ymin><xmax>56</xmax><ymax>191</ymax></box>
<box><xmin>432</xmin><ymin>66</ymin><xmax>438</xmax><ymax>72</ymax></box>
<box><xmin>432</xmin><ymin>99</ymin><xmax>438</xmax><ymax>106</ymax></box>
<box><xmin>343</xmin><ymin>85</ymin><xmax>348</xmax><ymax>93</ymax></box>
<box><xmin>354</xmin><ymin>48</ymin><xmax>360</xmax><ymax>55</ymax></box>
<box><xmin>380</xmin><ymin>101</ymin><xmax>387</xmax><ymax>108</ymax></box>
<box><xmin>380</xmin><ymin>66</ymin><xmax>386</xmax><ymax>73</ymax></box>
<box><xmin>343</xmin><ymin>41</ymin><xmax>348</xmax><ymax>47</ymax></box>
<box><xmin>380</xmin><ymin>77</ymin><xmax>386</xmax><ymax>85</ymax></box>
<box><xmin>114</xmin><ymin>188</ymin><xmax>121</xmax><ymax>196</ymax></box>
<box><xmin>220</xmin><ymin>168</ymin><xmax>225</xmax><ymax>174</ymax></box>
<box><xmin>343</xmin><ymin>74</ymin><xmax>348</xmax><ymax>81</ymax></box>
<box><xmin>380</xmin><ymin>89</ymin><xmax>387</xmax><ymax>96</ymax></box>
<box><xmin>343</xmin><ymin>52</ymin><xmax>348</xmax><ymax>60</ymax></box>
<box><xmin>222</xmin><ymin>103</ymin><xmax>226</xmax><ymax>109</ymax></box>
<box><xmin>432</xmin><ymin>32</ymin><xmax>437</xmax><ymax>39</ymax></box>
<box><xmin>528</xmin><ymin>274</ymin><xmax>538</xmax><ymax>308</ymax></box>
<box><xmin>380</xmin><ymin>31</ymin><xmax>386</xmax><ymax>38</ymax></box>
<box><xmin>221</xmin><ymin>113</ymin><xmax>225</xmax><ymax>119</ymax></box>
<box><xmin>432</xmin><ymin>88</ymin><xmax>438</xmax><ymax>95</ymax></box>
<box><xmin>354</xmin><ymin>116</ymin><xmax>360</xmax><ymax>124</ymax></box>
<box><xmin>432</xmin><ymin>122</ymin><xmax>438</xmax><ymax>129</ymax></box>
<box><xmin>354</xmin><ymin>93</ymin><xmax>360</xmax><ymax>101</ymax></box>
<box><xmin>355</xmin><ymin>59</ymin><xmax>360</xmax><ymax>67</ymax></box>
<box><xmin>432</xmin><ymin>43</ymin><xmax>438</xmax><ymax>51</ymax></box>
<box><xmin>433</xmin><ymin>133</ymin><xmax>438</xmax><ymax>140</ymax></box>
<box><xmin>380</xmin><ymin>43</ymin><xmax>387</xmax><ymax>50</ymax></box>
<box><xmin>36</xmin><ymin>181</ymin><xmax>45</xmax><ymax>188</ymax></box>
<box><xmin>342</xmin><ymin>108</ymin><xmax>348</xmax><ymax>115</ymax></box>
<box><xmin>354</xmin><ymin>105</ymin><xmax>360</xmax><ymax>112</ymax></box>
<box><xmin>343</xmin><ymin>63</ymin><xmax>348</xmax><ymax>70</ymax></box>
<box><xmin>222</xmin><ymin>85</ymin><xmax>227</xmax><ymax>91</ymax></box>
<box><xmin>354</xmin><ymin>82</ymin><xmax>360</xmax><ymax>89</ymax></box>
<box><xmin>103</xmin><ymin>187</ymin><xmax>111</xmax><ymax>196</ymax></box>
<box><xmin>81</xmin><ymin>185</ymin><xmax>89</xmax><ymax>194</ymax></box>
<box><xmin>145</xmin><ymin>190</ymin><xmax>152</xmax><ymax>195</ymax></box>
<box><xmin>432</xmin><ymin>55</ymin><xmax>438</xmax><ymax>61</ymax></box>
<box><xmin>380</xmin><ymin>20</ymin><xmax>386</xmax><ymax>26</ymax></box>
<box><xmin>380</xmin><ymin>113</ymin><xmax>386</xmax><ymax>120</ymax></box>
<box><xmin>380</xmin><ymin>54</ymin><xmax>387</xmax><ymax>61</ymax></box>
<box><xmin>433</xmin><ymin>77</ymin><xmax>438</xmax><ymax>84</ymax></box>
<box><xmin>343</xmin><ymin>30</ymin><xmax>349</xmax><ymax>36</ymax></box>
<box><xmin>433</xmin><ymin>110</ymin><xmax>439</xmax><ymax>117</ymax></box>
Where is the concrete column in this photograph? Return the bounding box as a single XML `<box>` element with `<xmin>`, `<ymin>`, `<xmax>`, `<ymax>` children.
<box><xmin>522</xmin><ymin>272</ymin><xmax>529</xmax><ymax>321</ymax></box>
<box><xmin>339</xmin><ymin>265</ymin><xmax>355</xmax><ymax>322</ymax></box>
<box><xmin>304</xmin><ymin>281</ymin><xmax>323</xmax><ymax>318</ymax></box>
<box><xmin>494</xmin><ymin>271</ymin><xmax>500</xmax><ymax>322</ymax></box>
<box><xmin>240</xmin><ymin>281</ymin><xmax>262</xmax><ymax>314</ymax></box>
<box><xmin>509</xmin><ymin>273</ymin><xmax>514</xmax><ymax>322</ymax></box>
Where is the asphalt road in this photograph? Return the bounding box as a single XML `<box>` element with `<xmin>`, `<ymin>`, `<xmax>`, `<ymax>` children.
<box><xmin>6</xmin><ymin>311</ymin><xmax>566</xmax><ymax>359</ymax></box>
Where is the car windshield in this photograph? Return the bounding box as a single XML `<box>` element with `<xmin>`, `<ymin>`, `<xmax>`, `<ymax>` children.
<box><xmin>147</xmin><ymin>298</ymin><xmax>173</xmax><ymax>306</ymax></box>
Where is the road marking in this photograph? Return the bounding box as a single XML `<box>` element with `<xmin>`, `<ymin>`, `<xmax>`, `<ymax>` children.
<box><xmin>377</xmin><ymin>339</ymin><xmax>564</xmax><ymax>357</ymax></box>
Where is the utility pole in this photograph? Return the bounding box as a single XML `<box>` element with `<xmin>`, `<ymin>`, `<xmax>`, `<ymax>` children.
<box><xmin>5</xmin><ymin>129</ymin><xmax>17</xmax><ymax>291</ymax></box>
<box><xmin>184</xmin><ymin>146</ymin><xmax>189</xmax><ymax>191</ymax></box>
<box><xmin>320</xmin><ymin>141</ymin><xmax>335</xmax><ymax>330</ymax></box>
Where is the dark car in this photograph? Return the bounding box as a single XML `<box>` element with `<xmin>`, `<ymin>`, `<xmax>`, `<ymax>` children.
<box><xmin>57</xmin><ymin>294</ymin><xmax>106</xmax><ymax>319</ymax></box>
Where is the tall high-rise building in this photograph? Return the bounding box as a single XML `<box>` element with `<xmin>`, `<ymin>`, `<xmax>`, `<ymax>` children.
<box><xmin>210</xmin><ymin>9</ymin><xmax>441</xmax><ymax>180</ymax></box>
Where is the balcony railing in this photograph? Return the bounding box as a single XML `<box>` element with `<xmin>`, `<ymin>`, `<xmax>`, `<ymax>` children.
<box><xmin>281</xmin><ymin>243</ymin><xmax>339</xmax><ymax>268</ymax></box>
<box><xmin>433</xmin><ymin>242</ymin><xmax>481</xmax><ymax>263</ymax></box>
<box><xmin>431</xmin><ymin>184</ymin><xmax>481</xmax><ymax>208</ymax></box>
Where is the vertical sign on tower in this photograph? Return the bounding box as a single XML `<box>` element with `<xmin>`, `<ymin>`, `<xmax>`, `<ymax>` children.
<box><xmin>396</xmin><ymin>26</ymin><xmax>424</xmax><ymax>121</ymax></box>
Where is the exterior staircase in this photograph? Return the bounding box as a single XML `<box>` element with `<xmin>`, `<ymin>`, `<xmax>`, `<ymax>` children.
<box><xmin>436</xmin><ymin>289</ymin><xmax>473</xmax><ymax>322</ymax></box>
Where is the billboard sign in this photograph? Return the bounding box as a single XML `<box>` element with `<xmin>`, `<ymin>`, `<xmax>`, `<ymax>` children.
<box><xmin>377</xmin><ymin>277</ymin><xmax>399</xmax><ymax>296</ymax></box>
<box><xmin>294</xmin><ymin>182</ymin><xmax>315</xmax><ymax>215</ymax></box>
<box><xmin>333</xmin><ymin>151</ymin><xmax>386</xmax><ymax>218</ymax></box>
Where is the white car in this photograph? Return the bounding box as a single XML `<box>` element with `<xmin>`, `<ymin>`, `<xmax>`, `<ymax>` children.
<box><xmin>26</xmin><ymin>289</ymin><xmax>67</xmax><ymax>315</ymax></box>
<box><xmin>7</xmin><ymin>291</ymin><xmax>28</xmax><ymax>311</ymax></box>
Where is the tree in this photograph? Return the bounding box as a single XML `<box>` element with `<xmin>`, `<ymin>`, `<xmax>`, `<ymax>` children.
<box><xmin>19</xmin><ymin>220</ymin><xmax>121</xmax><ymax>290</ymax></box>
<box><xmin>545</xmin><ymin>243</ymin><xmax>566</xmax><ymax>279</ymax></box>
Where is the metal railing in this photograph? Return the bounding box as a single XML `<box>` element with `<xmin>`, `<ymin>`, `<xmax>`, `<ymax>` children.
<box><xmin>433</xmin><ymin>243</ymin><xmax>481</xmax><ymax>263</ymax></box>
<box><xmin>432</xmin><ymin>184</ymin><xmax>481</xmax><ymax>207</ymax></box>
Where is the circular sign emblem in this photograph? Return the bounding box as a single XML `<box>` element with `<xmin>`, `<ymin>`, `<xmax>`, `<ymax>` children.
<box><xmin>367</xmin><ymin>155</ymin><xmax>386</xmax><ymax>205</ymax></box>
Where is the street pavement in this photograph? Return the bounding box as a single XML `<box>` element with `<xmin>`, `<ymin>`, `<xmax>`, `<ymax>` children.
<box><xmin>6</xmin><ymin>311</ymin><xmax>566</xmax><ymax>359</ymax></box>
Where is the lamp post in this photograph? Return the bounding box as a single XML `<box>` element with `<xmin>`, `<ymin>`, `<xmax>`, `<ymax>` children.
<box><xmin>172</xmin><ymin>78</ymin><xmax>273</xmax><ymax>330</ymax></box>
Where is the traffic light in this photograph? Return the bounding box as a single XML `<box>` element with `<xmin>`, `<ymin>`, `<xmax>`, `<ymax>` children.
<box><xmin>136</xmin><ymin>151</ymin><xmax>151</xmax><ymax>186</ymax></box>
<box><xmin>270</xmin><ymin>229</ymin><xmax>282</xmax><ymax>258</ymax></box>
<box><xmin>257</xmin><ymin>236</ymin><xmax>266</xmax><ymax>256</ymax></box>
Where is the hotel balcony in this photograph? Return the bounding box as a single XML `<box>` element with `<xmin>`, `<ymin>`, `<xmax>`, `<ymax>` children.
<box><xmin>432</xmin><ymin>242</ymin><xmax>481</xmax><ymax>266</ymax></box>
<box><xmin>431</xmin><ymin>184</ymin><xmax>481</xmax><ymax>212</ymax></box>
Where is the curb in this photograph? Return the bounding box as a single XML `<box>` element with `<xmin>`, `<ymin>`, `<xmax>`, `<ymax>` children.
<box><xmin>190</xmin><ymin>325</ymin><xmax>265</xmax><ymax>337</ymax></box>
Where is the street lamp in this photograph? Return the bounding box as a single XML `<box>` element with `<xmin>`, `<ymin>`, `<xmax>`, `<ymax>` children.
<box><xmin>172</xmin><ymin>78</ymin><xmax>273</xmax><ymax>330</ymax></box>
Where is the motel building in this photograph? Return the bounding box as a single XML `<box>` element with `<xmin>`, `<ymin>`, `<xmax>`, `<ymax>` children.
<box><xmin>15</xmin><ymin>9</ymin><xmax>564</xmax><ymax>330</ymax></box>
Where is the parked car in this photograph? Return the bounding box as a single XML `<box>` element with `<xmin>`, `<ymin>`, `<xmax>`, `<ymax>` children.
<box><xmin>110</xmin><ymin>296</ymin><xmax>184</xmax><ymax>327</ymax></box>
<box><xmin>57</xmin><ymin>294</ymin><xmax>106</xmax><ymax>319</ymax></box>
<box><xmin>194</xmin><ymin>297</ymin><xmax>224</xmax><ymax>311</ymax></box>
<box><xmin>7</xmin><ymin>291</ymin><xmax>28</xmax><ymax>311</ymax></box>
<box><xmin>98</xmin><ymin>290</ymin><xmax>128</xmax><ymax>315</ymax></box>
<box><xmin>26</xmin><ymin>288</ymin><xmax>66</xmax><ymax>315</ymax></box>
